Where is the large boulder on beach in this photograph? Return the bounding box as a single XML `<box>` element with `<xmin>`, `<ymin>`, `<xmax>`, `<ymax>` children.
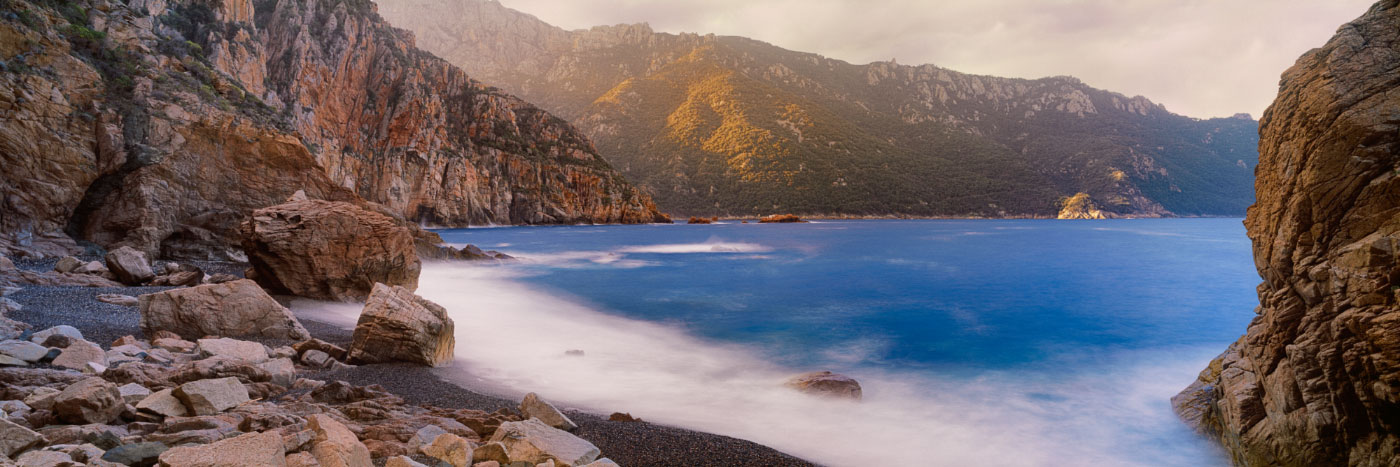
<box><xmin>105</xmin><ymin>246</ymin><xmax>155</xmax><ymax>285</ymax></box>
<box><xmin>240</xmin><ymin>200</ymin><xmax>421</xmax><ymax>302</ymax></box>
<box><xmin>308</xmin><ymin>414</ymin><xmax>373</xmax><ymax>467</ymax></box>
<box><xmin>139</xmin><ymin>280</ymin><xmax>310</xmax><ymax>341</ymax></box>
<box><xmin>520</xmin><ymin>393</ymin><xmax>578</xmax><ymax>431</ymax></box>
<box><xmin>489</xmin><ymin>418</ymin><xmax>600</xmax><ymax>467</ymax></box>
<box><xmin>347</xmin><ymin>283</ymin><xmax>454</xmax><ymax>367</ymax></box>
<box><xmin>53</xmin><ymin>377</ymin><xmax>124</xmax><ymax>424</ymax></box>
<box><xmin>784</xmin><ymin>371</ymin><xmax>862</xmax><ymax>400</ymax></box>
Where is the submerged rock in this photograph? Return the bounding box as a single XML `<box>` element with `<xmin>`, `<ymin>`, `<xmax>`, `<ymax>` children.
<box><xmin>784</xmin><ymin>371</ymin><xmax>862</xmax><ymax>400</ymax></box>
<box><xmin>347</xmin><ymin>283</ymin><xmax>455</xmax><ymax>367</ymax></box>
<box><xmin>139</xmin><ymin>280</ymin><xmax>310</xmax><ymax>341</ymax></box>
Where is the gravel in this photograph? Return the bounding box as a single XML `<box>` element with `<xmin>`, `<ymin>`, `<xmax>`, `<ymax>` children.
<box><xmin>6</xmin><ymin>277</ymin><xmax>819</xmax><ymax>466</ymax></box>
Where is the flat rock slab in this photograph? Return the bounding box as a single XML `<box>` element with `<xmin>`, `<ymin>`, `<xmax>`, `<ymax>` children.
<box><xmin>197</xmin><ymin>338</ymin><xmax>269</xmax><ymax>363</ymax></box>
<box><xmin>106</xmin><ymin>246</ymin><xmax>155</xmax><ymax>285</ymax></box>
<box><xmin>0</xmin><ymin>417</ymin><xmax>43</xmax><ymax>458</ymax></box>
<box><xmin>489</xmin><ymin>418</ymin><xmax>600</xmax><ymax>467</ymax></box>
<box><xmin>139</xmin><ymin>280</ymin><xmax>310</xmax><ymax>341</ymax></box>
<box><xmin>157</xmin><ymin>430</ymin><xmax>285</xmax><ymax>466</ymax></box>
<box><xmin>174</xmin><ymin>377</ymin><xmax>250</xmax><ymax>415</ymax></box>
<box><xmin>137</xmin><ymin>388</ymin><xmax>190</xmax><ymax>418</ymax></box>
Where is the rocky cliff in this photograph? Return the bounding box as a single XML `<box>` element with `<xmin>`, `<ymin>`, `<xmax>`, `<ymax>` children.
<box><xmin>377</xmin><ymin>0</ymin><xmax>1259</xmax><ymax>218</ymax></box>
<box><xmin>1172</xmin><ymin>1</ymin><xmax>1400</xmax><ymax>465</ymax></box>
<box><xmin>0</xmin><ymin>0</ymin><xmax>665</xmax><ymax>260</ymax></box>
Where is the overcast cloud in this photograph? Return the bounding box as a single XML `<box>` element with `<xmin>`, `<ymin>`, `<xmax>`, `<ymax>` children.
<box><xmin>500</xmin><ymin>0</ymin><xmax>1374</xmax><ymax>119</ymax></box>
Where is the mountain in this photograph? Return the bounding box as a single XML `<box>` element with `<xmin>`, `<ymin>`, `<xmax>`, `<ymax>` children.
<box><xmin>375</xmin><ymin>0</ymin><xmax>1259</xmax><ymax>218</ymax></box>
<box><xmin>1172</xmin><ymin>1</ymin><xmax>1400</xmax><ymax>464</ymax></box>
<box><xmin>0</xmin><ymin>0</ymin><xmax>665</xmax><ymax>260</ymax></box>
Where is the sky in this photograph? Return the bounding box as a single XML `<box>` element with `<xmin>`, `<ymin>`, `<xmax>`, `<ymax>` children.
<box><xmin>500</xmin><ymin>0</ymin><xmax>1375</xmax><ymax>119</ymax></box>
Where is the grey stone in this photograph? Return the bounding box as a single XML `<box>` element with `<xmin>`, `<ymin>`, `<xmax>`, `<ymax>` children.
<box><xmin>118</xmin><ymin>383</ymin><xmax>153</xmax><ymax>405</ymax></box>
<box><xmin>102</xmin><ymin>441</ymin><xmax>168</xmax><ymax>466</ymax></box>
<box><xmin>135</xmin><ymin>388</ymin><xmax>189</xmax><ymax>418</ymax></box>
<box><xmin>30</xmin><ymin>325</ymin><xmax>83</xmax><ymax>344</ymax></box>
<box><xmin>0</xmin><ymin>340</ymin><xmax>49</xmax><ymax>362</ymax></box>
<box><xmin>174</xmin><ymin>377</ymin><xmax>250</xmax><ymax>415</ymax></box>
<box><xmin>0</xmin><ymin>417</ymin><xmax>44</xmax><ymax>458</ymax></box>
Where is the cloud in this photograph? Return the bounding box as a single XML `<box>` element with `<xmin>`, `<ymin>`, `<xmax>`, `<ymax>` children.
<box><xmin>500</xmin><ymin>0</ymin><xmax>1374</xmax><ymax>118</ymax></box>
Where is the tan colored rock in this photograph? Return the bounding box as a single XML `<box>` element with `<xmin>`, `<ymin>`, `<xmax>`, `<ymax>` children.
<box><xmin>23</xmin><ymin>387</ymin><xmax>61</xmax><ymax>411</ymax></box>
<box><xmin>307</xmin><ymin>414</ymin><xmax>372</xmax><ymax>467</ymax></box>
<box><xmin>488</xmin><ymin>419</ymin><xmax>599</xmax><ymax>467</ymax></box>
<box><xmin>1175</xmin><ymin>2</ymin><xmax>1400</xmax><ymax>465</ymax></box>
<box><xmin>15</xmin><ymin>450</ymin><xmax>73</xmax><ymax>466</ymax></box>
<box><xmin>51</xmin><ymin>340</ymin><xmax>107</xmax><ymax>371</ymax></box>
<box><xmin>259</xmin><ymin>358</ymin><xmax>297</xmax><ymax>387</ymax></box>
<box><xmin>54</xmin><ymin>256</ymin><xmax>83</xmax><ymax>273</ymax></box>
<box><xmin>97</xmin><ymin>294</ymin><xmax>140</xmax><ymax>306</ymax></box>
<box><xmin>53</xmin><ymin>377</ymin><xmax>124</xmax><ymax>424</ymax></box>
<box><xmin>285</xmin><ymin>452</ymin><xmax>320</xmax><ymax>467</ymax></box>
<box><xmin>347</xmin><ymin>284</ymin><xmax>455</xmax><ymax>367</ymax></box>
<box><xmin>240</xmin><ymin>201</ymin><xmax>421</xmax><ymax>302</ymax></box>
<box><xmin>385</xmin><ymin>456</ymin><xmax>428</xmax><ymax>467</ymax></box>
<box><xmin>136</xmin><ymin>388</ymin><xmax>191</xmax><ymax>418</ymax></box>
<box><xmin>139</xmin><ymin>280</ymin><xmax>310</xmax><ymax>341</ymax></box>
<box><xmin>119</xmin><ymin>382</ymin><xmax>153</xmax><ymax>404</ymax></box>
<box><xmin>520</xmin><ymin>393</ymin><xmax>577</xmax><ymax>431</ymax></box>
<box><xmin>471</xmin><ymin>442</ymin><xmax>509</xmax><ymax>465</ymax></box>
<box><xmin>153</xmin><ymin>337</ymin><xmax>196</xmax><ymax>353</ymax></box>
<box><xmin>419</xmin><ymin>433</ymin><xmax>473</xmax><ymax>467</ymax></box>
<box><xmin>197</xmin><ymin>337</ymin><xmax>270</xmax><ymax>363</ymax></box>
<box><xmin>0</xmin><ymin>418</ymin><xmax>44</xmax><ymax>458</ymax></box>
<box><xmin>157</xmin><ymin>430</ymin><xmax>286</xmax><ymax>466</ymax></box>
<box><xmin>106</xmin><ymin>246</ymin><xmax>155</xmax><ymax>285</ymax></box>
<box><xmin>174</xmin><ymin>377</ymin><xmax>251</xmax><ymax>415</ymax></box>
<box><xmin>784</xmin><ymin>371</ymin><xmax>862</xmax><ymax>400</ymax></box>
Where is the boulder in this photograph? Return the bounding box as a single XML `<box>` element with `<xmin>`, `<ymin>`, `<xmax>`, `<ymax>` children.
<box><xmin>30</xmin><ymin>325</ymin><xmax>83</xmax><ymax>343</ymax></box>
<box><xmin>156</xmin><ymin>430</ymin><xmax>285</xmax><ymax>466</ymax></box>
<box><xmin>152</xmin><ymin>270</ymin><xmax>204</xmax><ymax>287</ymax></box>
<box><xmin>76</xmin><ymin>261</ymin><xmax>108</xmax><ymax>275</ymax></box>
<box><xmin>136</xmin><ymin>388</ymin><xmax>190</xmax><ymax>418</ymax></box>
<box><xmin>420</xmin><ymin>433</ymin><xmax>473</xmax><ymax>467</ymax></box>
<box><xmin>103</xmin><ymin>442</ymin><xmax>169</xmax><ymax>467</ymax></box>
<box><xmin>174</xmin><ymin>377</ymin><xmax>251</xmax><ymax>415</ymax></box>
<box><xmin>286</xmin><ymin>452</ymin><xmax>319</xmax><ymax>467</ymax></box>
<box><xmin>54</xmin><ymin>256</ymin><xmax>83</xmax><ymax>273</ymax></box>
<box><xmin>51</xmin><ymin>340</ymin><xmax>107</xmax><ymax>371</ymax></box>
<box><xmin>139</xmin><ymin>280</ymin><xmax>310</xmax><ymax>341</ymax></box>
<box><xmin>53</xmin><ymin>377</ymin><xmax>124</xmax><ymax>424</ymax></box>
<box><xmin>520</xmin><ymin>393</ymin><xmax>578</xmax><ymax>431</ymax></box>
<box><xmin>197</xmin><ymin>338</ymin><xmax>269</xmax><ymax>363</ymax></box>
<box><xmin>308</xmin><ymin>413</ymin><xmax>373</xmax><ymax>467</ymax></box>
<box><xmin>488</xmin><ymin>418</ymin><xmax>600</xmax><ymax>467</ymax></box>
<box><xmin>784</xmin><ymin>371</ymin><xmax>862</xmax><ymax>400</ymax></box>
<box><xmin>300</xmin><ymin>349</ymin><xmax>333</xmax><ymax>368</ymax></box>
<box><xmin>240</xmin><ymin>200</ymin><xmax>421</xmax><ymax>302</ymax></box>
<box><xmin>347</xmin><ymin>283</ymin><xmax>454</xmax><ymax>367</ymax></box>
<box><xmin>119</xmin><ymin>383</ymin><xmax>153</xmax><ymax>404</ymax></box>
<box><xmin>23</xmin><ymin>387</ymin><xmax>61</xmax><ymax>411</ymax></box>
<box><xmin>106</xmin><ymin>246</ymin><xmax>155</xmax><ymax>285</ymax></box>
<box><xmin>410</xmin><ymin>425</ymin><xmax>448</xmax><ymax>448</ymax></box>
<box><xmin>0</xmin><ymin>417</ymin><xmax>44</xmax><ymax>458</ymax></box>
<box><xmin>0</xmin><ymin>340</ymin><xmax>50</xmax><ymax>362</ymax></box>
<box><xmin>258</xmin><ymin>358</ymin><xmax>296</xmax><ymax>387</ymax></box>
<box><xmin>581</xmin><ymin>460</ymin><xmax>620</xmax><ymax>467</ymax></box>
<box><xmin>206</xmin><ymin>273</ymin><xmax>239</xmax><ymax>284</ymax></box>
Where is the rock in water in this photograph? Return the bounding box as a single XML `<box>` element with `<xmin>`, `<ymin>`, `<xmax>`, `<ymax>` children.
<box><xmin>139</xmin><ymin>280</ymin><xmax>310</xmax><ymax>341</ymax></box>
<box><xmin>240</xmin><ymin>200</ymin><xmax>421</xmax><ymax>302</ymax></box>
<box><xmin>53</xmin><ymin>377</ymin><xmax>124</xmax><ymax>424</ymax></box>
<box><xmin>488</xmin><ymin>418</ymin><xmax>600</xmax><ymax>467</ymax></box>
<box><xmin>784</xmin><ymin>371</ymin><xmax>862</xmax><ymax>400</ymax></box>
<box><xmin>520</xmin><ymin>393</ymin><xmax>578</xmax><ymax>431</ymax></box>
<box><xmin>105</xmin><ymin>246</ymin><xmax>155</xmax><ymax>285</ymax></box>
<box><xmin>347</xmin><ymin>283</ymin><xmax>455</xmax><ymax>367</ymax></box>
<box><xmin>1173</xmin><ymin>2</ymin><xmax>1400</xmax><ymax>465</ymax></box>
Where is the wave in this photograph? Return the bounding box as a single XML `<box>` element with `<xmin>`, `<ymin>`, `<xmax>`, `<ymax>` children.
<box><xmin>294</xmin><ymin>263</ymin><xmax>1228</xmax><ymax>467</ymax></box>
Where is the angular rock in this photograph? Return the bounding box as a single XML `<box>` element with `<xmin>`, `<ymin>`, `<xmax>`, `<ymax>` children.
<box><xmin>347</xmin><ymin>284</ymin><xmax>454</xmax><ymax>367</ymax></box>
<box><xmin>156</xmin><ymin>431</ymin><xmax>285</xmax><ymax>466</ymax></box>
<box><xmin>520</xmin><ymin>393</ymin><xmax>577</xmax><ymax>431</ymax></box>
<box><xmin>293</xmin><ymin>339</ymin><xmax>347</xmax><ymax>361</ymax></box>
<box><xmin>784</xmin><ymin>371</ymin><xmax>862</xmax><ymax>400</ymax></box>
<box><xmin>153</xmin><ymin>337</ymin><xmax>196</xmax><ymax>353</ymax></box>
<box><xmin>54</xmin><ymin>256</ymin><xmax>83</xmax><ymax>273</ymax></box>
<box><xmin>307</xmin><ymin>414</ymin><xmax>372</xmax><ymax>467</ymax></box>
<box><xmin>410</xmin><ymin>425</ymin><xmax>448</xmax><ymax>448</ymax></box>
<box><xmin>119</xmin><ymin>383</ymin><xmax>153</xmax><ymax>405</ymax></box>
<box><xmin>77</xmin><ymin>261</ymin><xmax>108</xmax><ymax>275</ymax></box>
<box><xmin>23</xmin><ymin>387</ymin><xmax>61</xmax><ymax>411</ymax></box>
<box><xmin>0</xmin><ymin>340</ymin><xmax>50</xmax><ymax>362</ymax></box>
<box><xmin>206</xmin><ymin>273</ymin><xmax>240</xmax><ymax>284</ymax></box>
<box><xmin>174</xmin><ymin>377</ymin><xmax>251</xmax><ymax>415</ymax></box>
<box><xmin>0</xmin><ymin>354</ymin><xmax>26</xmax><ymax>367</ymax></box>
<box><xmin>386</xmin><ymin>456</ymin><xmax>428</xmax><ymax>467</ymax></box>
<box><xmin>300</xmin><ymin>349</ymin><xmax>333</xmax><ymax>369</ymax></box>
<box><xmin>420</xmin><ymin>433</ymin><xmax>473</xmax><ymax>467</ymax></box>
<box><xmin>97</xmin><ymin>294</ymin><xmax>141</xmax><ymax>307</ymax></box>
<box><xmin>136</xmin><ymin>389</ymin><xmax>190</xmax><ymax>418</ymax></box>
<box><xmin>103</xmin><ymin>442</ymin><xmax>169</xmax><ymax>467</ymax></box>
<box><xmin>0</xmin><ymin>417</ymin><xmax>44</xmax><ymax>458</ymax></box>
<box><xmin>51</xmin><ymin>340</ymin><xmax>108</xmax><ymax>372</ymax></box>
<box><xmin>15</xmin><ymin>450</ymin><xmax>73</xmax><ymax>466</ymax></box>
<box><xmin>472</xmin><ymin>443</ymin><xmax>509</xmax><ymax>466</ymax></box>
<box><xmin>258</xmin><ymin>358</ymin><xmax>296</xmax><ymax>387</ymax></box>
<box><xmin>106</xmin><ymin>246</ymin><xmax>155</xmax><ymax>285</ymax></box>
<box><xmin>581</xmin><ymin>459</ymin><xmax>620</xmax><ymax>467</ymax></box>
<box><xmin>488</xmin><ymin>419</ymin><xmax>599</xmax><ymax>467</ymax></box>
<box><xmin>240</xmin><ymin>200</ymin><xmax>422</xmax><ymax>302</ymax></box>
<box><xmin>285</xmin><ymin>452</ymin><xmax>319</xmax><ymax>467</ymax></box>
<box><xmin>53</xmin><ymin>377</ymin><xmax>124</xmax><ymax>424</ymax></box>
<box><xmin>30</xmin><ymin>325</ymin><xmax>83</xmax><ymax>344</ymax></box>
<box><xmin>139</xmin><ymin>280</ymin><xmax>310</xmax><ymax>341</ymax></box>
<box><xmin>197</xmin><ymin>338</ymin><xmax>270</xmax><ymax>363</ymax></box>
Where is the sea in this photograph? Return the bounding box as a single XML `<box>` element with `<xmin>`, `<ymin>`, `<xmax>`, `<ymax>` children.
<box><xmin>309</xmin><ymin>219</ymin><xmax>1259</xmax><ymax>466</ymax></box>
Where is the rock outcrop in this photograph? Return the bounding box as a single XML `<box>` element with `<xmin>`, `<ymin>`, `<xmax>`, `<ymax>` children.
<box><xmin>1173</xmin><ymin>2</ymin><xmax>1400</xmax><ymax>465</ymax></box>
<box><xmin>347</xmin><ymin>284</ymin><xmax>455</xmax><ymax>367</ymax></box>
<box><xmin>241</xmin><ymin>200</ymin><xmax>421</xmax><ymax>301</ymax></box>
<box><xmin>139</xmin><ymin>280</ymin><xmax>311</xmax><ymax>341</ymax></box>
<box><xmin>784</xmin><ymin>371</ymin><xmax>862</xmax><ymax>400</ymax></box>
<box><xmin>0</xmin><ymin>0</ymin><xmax>665</xmax><ymax>260</ymax></box>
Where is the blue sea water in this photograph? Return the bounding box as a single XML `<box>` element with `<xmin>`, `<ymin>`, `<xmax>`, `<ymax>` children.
<box><xmin>416</xmin><ymin>219</ymin><xmax>1257</xmax><ymax>466</ymax></box>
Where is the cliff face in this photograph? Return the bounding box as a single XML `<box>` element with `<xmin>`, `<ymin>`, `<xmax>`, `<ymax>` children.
<box><xmin>1173</xmin><ymin>1</ymin><xmax>1400</xmax><ymax>465</ymax></box>
<box><xmin>0</xmin><ymin>0</ymin><xmax>664</xmax><ymax>260</ymax></box>
<box><xmin>377</xmin><ymin>0</ymin><xmax>1259</xmax><ymax>218</ymax></box>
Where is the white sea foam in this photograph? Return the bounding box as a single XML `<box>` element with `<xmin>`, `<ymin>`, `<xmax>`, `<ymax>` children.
<box><xmin>296</xmin><ymin>263</ymin><xmax>1228</xmax><ymax>467</ymax></box>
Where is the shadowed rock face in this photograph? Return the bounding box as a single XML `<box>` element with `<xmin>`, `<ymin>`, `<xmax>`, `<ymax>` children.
<box><xmin>1173</xmin><ymin>1</ymin><xmax>1400</xmax><ymax>465</ymax></box>
<box><xmin>0</xmin><ymin>0</ymin><xmax>665</xmax><ymax>260</ymax></box>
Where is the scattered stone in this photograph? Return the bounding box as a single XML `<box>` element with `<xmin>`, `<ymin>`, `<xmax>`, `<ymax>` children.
<box><xmin>0</xmin><ymin>417</ymin><xmax>44</xmax><ymax>458</ymax></box>
<box><xmin>240</xmin><ymin>200</ymin><xmax>422</xmax><ymax>301</ymax></box>
<box><xmin>174</xmin><ymin>377</ymin><xmax>251</xmax><ymax>415</ymax></box>
<box><xmin>0</xmin><ymin>354</ymin><xmax>26</xmax><ymax>366</ymax></box>
<box><xmin>293</xmin><ymin>338</ymin><xmax>347</xmax><ymax>361</ymax></box>
<box><xmin>77</xmin><ymin>261</ymin><xmax>107</xmax><ymax>275</ymax></box>
<box><xmin>0</xmin><ymin>340</ymin><xmax>49</xmax><ymax>362</ymax></box>
<box><xmin>140</xmin><ymin>280</ymin><xmax>309</xmax><ymax>341</ymax></box>
<box><xmin>153</xmin><ymin>337</ymin><xmax>196</xmax><ymax>353</ymax></box>
<box><xmin>152</xmin><ymin>270</ymin><xmax>204</xmax><ymax>287</ymax></box>
<box><xmin>15</xmin><ymin>450</ymin><xmax>73</xmax><ymax>466</ymax></box>
<box><xmin>197</xmin><ymin>337</ymin><xmax>269</xmax><ymax>363</ymax></box>
<box><xmin>0</xmin><ymin>400</ymin><xmax>30</xmax><ymax>418</ymax></box>
<box><xmin>347</xmin><ymin>283</ymin><xmax>454</xmax><ymax>367</ymax></box>
<box><xmin>784</xmin><ymin>371</ymin><xmax>862</xmax><ymax>400</ymax></box>
<box><xmin>112</xmin><ymin>335</ymin><xmax>147</xmax><ymax>348</ymax></box>
<box><xmin>607</xmin><ymin>413</ymin><xmax>640</xmax><ymax>423</ymax></box>
<box><xmin>520</xmin><ymin>393</ymin><xmax>577</xmax><ymax>431</ymax></box>
<box><xmin>308</xmin><ymin>413</ymin><xmax>373</xmax><ymax>467</ymax></box>
<box><xmin>475</xmin><ymin>462</ymin><xmax>501</xmax><ymax>467</ymax></box>
<box><xmin>386</xmin><ymin>455</ymin><xmax>429</xmax><ymax>467</ymax></box>
<box><xmin>54</xmin><ymin>256</ymin><xmax>83</xmax><ymax>273</ymax></box>
<box><xmin>205</xmin><ymin>273</ymin><xmax>239</xmax><ymax>284</ymax></box>
<box><xmin>285</xmin><ymin>451</ymin><xmax>319</xmax><ymax>467</ymax></box>
<box><xmin>102</xmin><ymin>441</ymin><xmax>168</xmax><ymax>467</ymax></box>
<box><xmin>51</xmin><ymin>339</ymin><xmax>107</xmax><ymax>371</ymax></box>
<box><xmin>53</xmin><ymin>377</ymin><xmax>124</xmax><ymax>424</ymax></box>
<box><xmin>411</xmin><ymin>425</ymin><xmax>448</xmax><ymax>447</ymax></box>
<box><xmin>85</xmin><ymin>361</ymin><xmax>108</xmax><ymax>375</ymax></box>
<box><xmin>301</xmin><ymin>349</ymin><xmax>333</xmax><ymax>369</ymax></box>
<box><xmin>258</xmin><ymin>358</ymin><xmax>296</xmax><ymax>387</ymax></box>
<box><xmin>136</xmin><ymin>389</ymin><xmax>189</xmax><ymax>418</ymax></box>
<box><xmin>156</xmin><ymin>430</ymin><xmax>285</xmax><ymax>466</ymax></box>
<box><xmin>488</xmin><ymin>419</ymin><xmax>600</xmax><ymax>467</ymax></box>
<box><xmin>420</xmin><ymin>433</ymin><xmax>473</xmax><ymax>467</ymax></box>
<box><xmin>269</xmin><ymin>346</ymin><xmax>296</xmax><ymax>359</ymax></box>
<box><xmin>119</xmin><ymin>383</ymin><xmax>153</xmax><ymax>404</ymax></box>
<box><xmin>582</xmin><ymin>459</ymin><xmax>621</xmax><ymax>467</ymax></box>
<box><xmin>24</xmin><ymin>387</ymin><xmax>61</xmax><ymax>411</ymax></box>
<box><xmin>30</xmin><ymin>325</ymin><xmax>83</xmax><ymax>344</ymax></box>
<box><xmin>106</xmin><ymin>246</ymin><xmax>156</xmax><ymax>285</ymax></box>
<box><xmin>97</xmin><ymin>294</ymin><xmax>141</xmax><ymax>307</ymax></box>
